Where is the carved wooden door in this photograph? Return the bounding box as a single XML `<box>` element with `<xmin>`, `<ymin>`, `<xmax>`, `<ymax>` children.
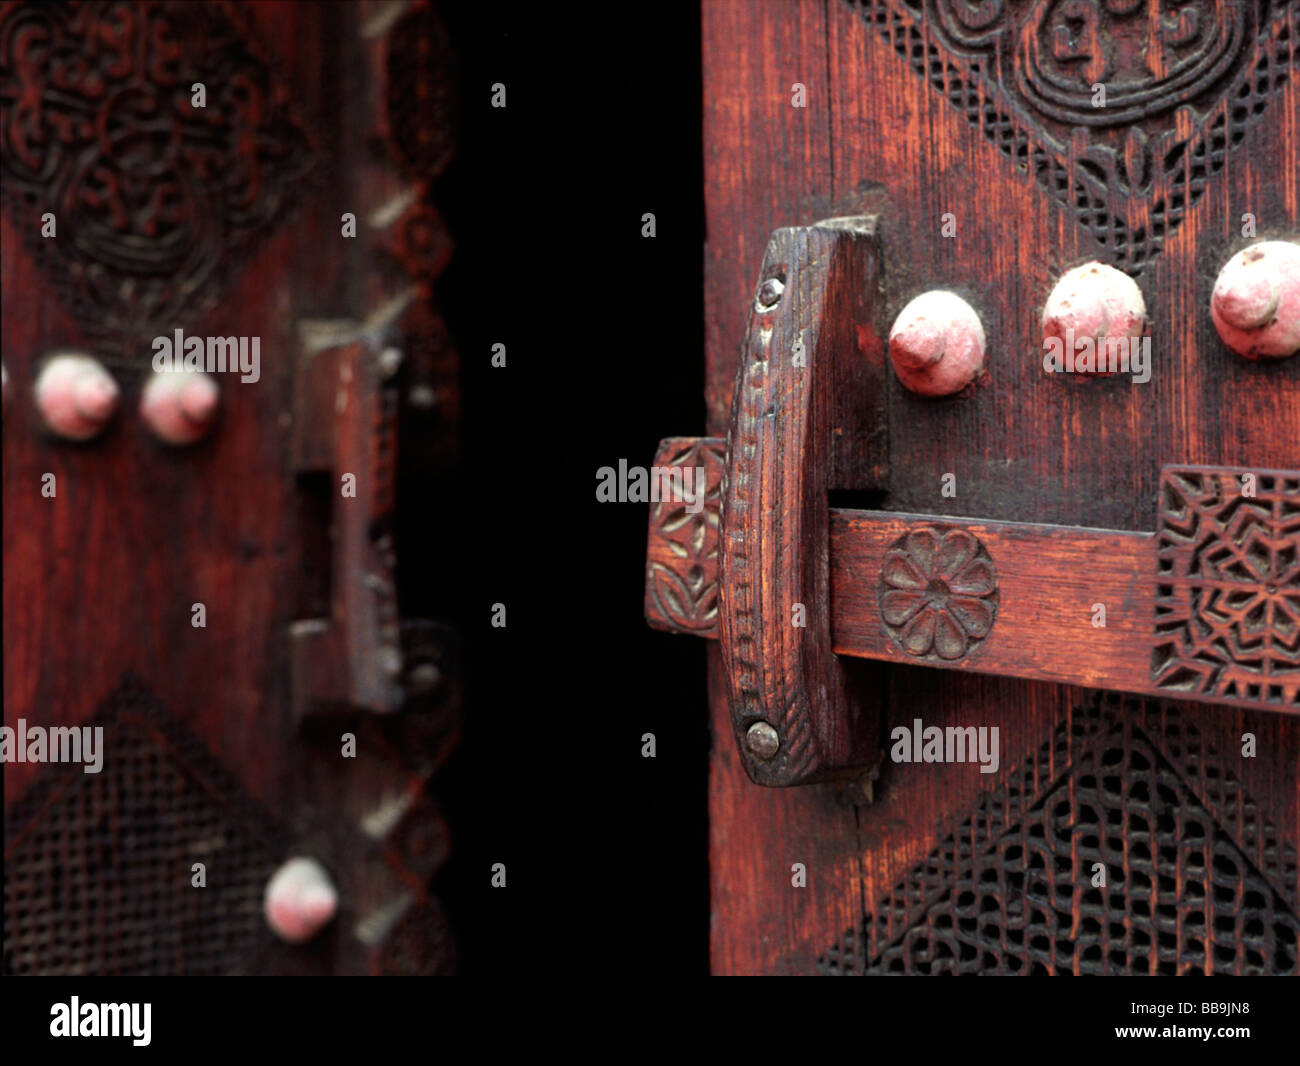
<box><xmin>646</xmin><ymin>0</ymin><xmax>1300</xmax><ymax>975</ymax></box>
<box><xmin>2</xmin><ymin>0</ymin><xmax>459</xmax><ymax>975</ymax></box>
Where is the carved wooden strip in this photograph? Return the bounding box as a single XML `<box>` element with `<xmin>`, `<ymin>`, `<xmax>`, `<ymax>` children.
<box><xmin>718</xmin><ymin>218</ymin><xmax>885</xmax><ymax>786</ymax></box>
<box><xmin>829</xmin><ymin>511</ymin><xmax>1156</xmax><ymax>693</ymax></box>
<box><xmin>648</xmin><ymin>457</ymin><xmax>1300</xmax><ymax>716</ymax></box>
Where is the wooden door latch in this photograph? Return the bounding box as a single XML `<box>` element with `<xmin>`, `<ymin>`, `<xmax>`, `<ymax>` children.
<box><xmin>644</xmin><ymin>216</ymin><xmax>1300</xmax><ymax>788</ymax></box>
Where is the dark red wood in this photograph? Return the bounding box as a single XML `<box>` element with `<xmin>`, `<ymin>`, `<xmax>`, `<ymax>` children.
<box><xmin>290</xmin><ymin>337</ymin><xmax>403</xmax><ymax>719</ymax></box>
<box><xmin>2</xmin><ymin>0</ymin><xmax>459</xmax><ymax>976</ymax></box>
<box><xmin>692</xmin><ymin>0</ymin><xmax>1300</xmax><ymax>975</ymax></box>
<box><xmin>650</xmin><ymin>458</ymin><xmax>1299</xmax><ymax>716</ymax></box>
<box><xmin>719</xmin><ymin>218</ymin><xmax>885</xmax><ymax>786</ymax></box>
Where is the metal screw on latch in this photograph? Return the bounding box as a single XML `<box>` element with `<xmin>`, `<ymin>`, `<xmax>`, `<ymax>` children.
<box><xmin>757</xmin><ymin>277</ymin><xmax>785</xmax><ymax>309</ymax></box>
<box><xmin>746</xmin><ymin>720</ymin><xmax>780</xmax><ymax>760</ymax></box>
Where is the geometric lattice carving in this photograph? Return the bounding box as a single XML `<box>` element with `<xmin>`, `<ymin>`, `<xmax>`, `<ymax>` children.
<box><xmin>878</xmin><ymin>526</ymin><xmax>998</xmax><ymax>661</ymax></box>
<box><xmin>855</xmin><ymin>1</ymin><xmax>1297</xmax><ymax>275</ymax></box>
<box><xmin>1153</xmin><ymin>467</ymin><xmax>1300</xmax><ymax>709</ymax></box>
<box><xmin>819</xmin><ymin>694</ymin><xmax>1300</xmax><ymax>975</ymax></box>
<box><xmin>0</xmin><ymin>1</ymin><xmax>318</xmax><ymax>366</ymax></box>
<box><xmin>645</xmin><ymin>438</ymin><xmax>726</xmax><ymax>634</ymax></box>
<box><xmin>3</xmin><ymin>675</ymin><xmax>288</xmax><ymax>975</ymax></box>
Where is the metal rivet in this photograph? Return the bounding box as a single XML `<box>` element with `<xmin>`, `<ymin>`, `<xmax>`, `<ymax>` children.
<box><xmin>888</xmin><ymin>291</ymin><xmax>986</xmax><ymax>396</ymax></box>
<box><xmin>34</xmin><ymin>354</ymin><xmax>120</xmax><ymax>440</ymax></box>
<box><xmin>1041</xmin><ymin>261</ymin><xmax>1147</xmax><ymax>372</ymax></box>
<box><xmin>140</xmin><ymin>369</ymin><xmax>220</xmax><ymax>445</ymax></box>
<box><xmin>746</xmin><ymin>720</ymin><xmax>780</xmax><ymax>760</ymax></box>
<box><xmin>264</xmin><ymin>857</ymin><xmax>338</xmax><ymax>944</ymax></box>
<box><xmin>1211</xmin><ymin>240</ymin><xmax>1300</xmax><ymax>359</ymax></box>
<box><xmin>757</xmin><ymin>277</ymin><xmax>785</xmax><ymax>309</ymax></box>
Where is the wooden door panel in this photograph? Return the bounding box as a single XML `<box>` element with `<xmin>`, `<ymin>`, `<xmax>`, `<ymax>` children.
<box><xmin>699</xmin><ymin>0</ymin><xmax>1300</xmax><ymax>974</ymax></box>
<box><xmin>3</xmin><ymin>0</ymin><xmax>459</xmax><ymax>976</ymax></box>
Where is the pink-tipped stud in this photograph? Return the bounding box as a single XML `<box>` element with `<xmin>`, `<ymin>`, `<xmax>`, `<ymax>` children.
<box><xmin>264</xmin><ymin>857</ymin><xmax>338</xmax><ymax>944</ymax></box>
<box><xmin>34</xmin><ymin>354</ymin><xmax>120</xmax><ymax>441</ymax></box>
<box><xmin>888</xmin><ymin>291</ymin><xmax>986</xmax><ymax>396</ymax></box>
<box><xmin>140</xmin><ymin>369</ymin><xmax>220</xmax><ymax>445</ymax></box>
<box><xmin>1211</xmin><ymin>240</ymin><xmax>1300</xmax><ymax>360</ymax></box>
<box><xmin>1042</xmin><ymin>262</ymin><xmax>1146</xmax><ymax>374</ymax></box>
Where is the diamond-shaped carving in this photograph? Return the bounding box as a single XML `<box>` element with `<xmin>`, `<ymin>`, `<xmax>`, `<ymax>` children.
<box><xmin>855</xmin><ymin>0</ymin><xmax>1296</xmax><ymax>274</ymax></box>
<box><xmin>820</xmin><ymin>696</ymin><xmax>1300</xmax><ymax>975</ymax></box>
<box><xmin>0</xmin><ymin>0</ymin><xmax>319</xmax><ymax>364</ymax></box>
<box><xmin>3</xmin><ymin>676</ymin><xmax>288</xmax><ymax>975</ymax></box>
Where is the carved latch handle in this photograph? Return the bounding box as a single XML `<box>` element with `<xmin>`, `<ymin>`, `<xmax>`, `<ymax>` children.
<box><xmin>645</xmin><ymin>216</ymin><xmax>1300</xmax><ymax>788</ymax></box>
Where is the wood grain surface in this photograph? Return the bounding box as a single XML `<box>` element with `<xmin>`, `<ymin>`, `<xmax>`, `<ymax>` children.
<box><xmin>2</xmin><ymin>0</ymin><xmax>459</xmax><ymax>976</ymax></box>
<box><xmin>719</xmin><ymin>219</ymin><xmax>885</xmax><ymax>786</ymax></box>
<box><xmin>699</xmin><ymin>0</ymin><xmax>1300</xmax><ymax>974</ymax></box>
